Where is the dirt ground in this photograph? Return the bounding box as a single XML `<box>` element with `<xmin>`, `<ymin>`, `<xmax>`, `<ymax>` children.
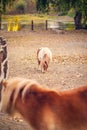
<box><xmin>0</xmin><ymin>29</ymin><xmax>87</xmax><ymax>129</ymax></box>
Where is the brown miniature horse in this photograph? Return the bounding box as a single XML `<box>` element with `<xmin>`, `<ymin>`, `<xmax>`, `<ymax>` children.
<box><xmin>0</xmin><ymin>77</ymin><xmax>87</xmax><ymax>130</ymax></box>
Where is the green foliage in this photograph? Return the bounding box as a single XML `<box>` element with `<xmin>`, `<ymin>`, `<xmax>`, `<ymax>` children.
<box><xmin>50</xmin><ymin>0</ymin><xmax>87</xmax><ymax>27</ymax></box>
<box><xmin>67</xmin><ymin>8</ymin><xmax>75</xmax><ymax>17</ymax></box>
<box><xmin>81</xmin><ymin>0</ymin><xmax>87</xmax><ymax>26</ymax></box>
<box><xmin>0</xmin><ymin>0</ymin><xmax>15</xmax><ymax>29</ymax></box>
<box><xmin>36</xmin><ymin>0</ymin><xmax>49</xmax><ymax>13</ymax></box>
<box><xmin>0</xmin><ymin>0</ymin><xmax>14</xmax><ymax>12</ymax></box>
<box><xmin>14</xmin><ymin>0</ymin><xmax>26</xmax><ymax>14</ymax></box>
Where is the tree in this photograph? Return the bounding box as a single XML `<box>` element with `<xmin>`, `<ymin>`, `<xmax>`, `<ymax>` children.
<box><xmin>15</xmin><ymin>0</ymin><xmax>26</xmax><ymax>14</ymax></box>
<box><xmin>50</xmin><ymin>0</ymin><xmax>87</xmax><ymax>29</ymax></box>
<box><xmin>0</xmin><ymin>0</ymin><xmax>14</xmax><ymax>29</ymax></box>
<box><xmin>36</xmin><ymin>0</ymin><xmax>49</xmax><ymax>13</ymax></box>
<box><xmin>70</xmin><ymin>0</ymin><xmax>87</xmax><ymax>29</ymax></box>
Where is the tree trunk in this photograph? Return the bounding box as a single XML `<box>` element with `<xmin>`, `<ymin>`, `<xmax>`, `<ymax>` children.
<box><xmin>74</xmin><ymin>11</ymin><xmax>82</xmax><ymax>30</ymax></box>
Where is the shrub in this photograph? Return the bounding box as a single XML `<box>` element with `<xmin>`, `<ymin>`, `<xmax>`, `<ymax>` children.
<box><xmin>67</xmin><ymin>8</ymin><xmax>75</xmax><ymax>17</ymax></box>
<box><xmin>14</xmin><ymin>0</ymin><xmax>26</xmax><ymax>14</ymax></box>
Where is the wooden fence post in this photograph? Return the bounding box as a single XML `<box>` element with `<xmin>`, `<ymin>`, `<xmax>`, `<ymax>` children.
<box><xmin>31</xmin><ymin>20</ymin><xmax>34</xmax><ymax>30</ymax></box>
<box><xmin>46</xmin><ymin>20</ymin><xmax>48</xmax><ymax>30</ymax></box>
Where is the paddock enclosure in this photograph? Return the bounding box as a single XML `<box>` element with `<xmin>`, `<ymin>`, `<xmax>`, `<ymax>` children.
<box><xmin>0</xmin><ymin>29</ymin><xmax>87</xmax><ymax>130</ymax></box>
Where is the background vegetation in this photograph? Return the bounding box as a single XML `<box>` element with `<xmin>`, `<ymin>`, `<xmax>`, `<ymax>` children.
<box><xmin>0</xmin><ymin>0</ymin><xmax>87</xmax><ymax>30</ymax></box>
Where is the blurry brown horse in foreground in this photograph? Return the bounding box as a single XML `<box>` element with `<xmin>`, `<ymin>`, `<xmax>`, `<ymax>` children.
<box><xmin>0</xmin><ymin>77</ymin><xmax>87</xmax><ymax>130</ymax></box>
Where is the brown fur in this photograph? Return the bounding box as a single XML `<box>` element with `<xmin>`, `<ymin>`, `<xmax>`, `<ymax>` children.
<box><xmin>0</xmin><ymin>77</ymin><xmax>87</xmax><ymax>130</ymax></box>
<box><xmin>37</xmin><ymin>48</ymin><xmax>41</xmax><ymax>68</ymax></box>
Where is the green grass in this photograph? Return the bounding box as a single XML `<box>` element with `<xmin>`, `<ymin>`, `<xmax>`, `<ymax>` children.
<box><xmin>2</xmin><ymin>14</ymin><xmax>57</xmax><ymax>22</ymax></box>
<box><xmin>65</xmin><ymin>23</ymin><xmax>75</xmax><ymax>30</ymax></box>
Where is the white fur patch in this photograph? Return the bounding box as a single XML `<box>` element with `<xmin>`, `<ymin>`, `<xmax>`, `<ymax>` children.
<box><xmin>38</xmin><ymin>47</ymin><xmax>52</xmax><ymax>62</ymax></box>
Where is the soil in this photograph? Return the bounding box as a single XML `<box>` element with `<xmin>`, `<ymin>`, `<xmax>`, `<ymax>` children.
<box><xmin>0</xmin><ymin>29</ymin><xmax>87</xmax><ymax>130</ymax></box>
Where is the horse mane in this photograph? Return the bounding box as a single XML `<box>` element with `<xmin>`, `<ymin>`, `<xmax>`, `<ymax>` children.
<box><xmin>1</xmin><ymin>77</ymin><xmax>43</xmax><ymax>110</ymax></box>
<box><xmin>22</xmin><ymin>82</ymin><xmax>42</xmax><ymax>101</ymax></box>
<box><xmin>13</xmin><ymin>79</ymin><xmax>42</xmax><ymax>104</ymax></box>
<box><xmin>1</xmin><ymin>77</ymin><xmax>24</xmax><ymax>111</ymax></box>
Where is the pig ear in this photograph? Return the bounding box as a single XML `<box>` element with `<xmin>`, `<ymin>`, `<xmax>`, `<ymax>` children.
<box><xmin>2</xmin><ymin>79</ymin><xmax>8</xmax><ymax>88</ymax></box>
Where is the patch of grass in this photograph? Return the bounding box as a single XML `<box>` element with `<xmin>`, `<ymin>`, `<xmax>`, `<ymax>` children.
<box><xmin>65</xmin><ymin>23</ymin><xmax>75</xmax><ymax>30</ymax></box>
<box><xmin>2</xmin><ymin>14</ymin><xmax>57</xmax><ymax>23</ymax></box>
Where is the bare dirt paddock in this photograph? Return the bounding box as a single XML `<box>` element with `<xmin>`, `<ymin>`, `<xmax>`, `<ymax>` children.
<box><xmin>0</xmin><ymin>29</ymin><xmax>87</xmax><ymax>130</ymax></box>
